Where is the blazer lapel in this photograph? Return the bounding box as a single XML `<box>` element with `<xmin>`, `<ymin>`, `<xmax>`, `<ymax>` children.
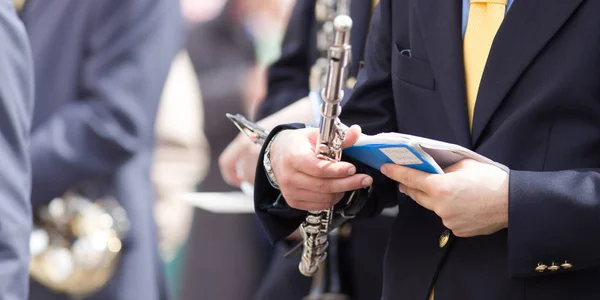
<box><xmin>415</xmin><ymin>0</ymin><xmax>472</xmax><ymax>149</ymax></box>
<box><xmin>471</xmin><ymin>0</ymin><xmax>585</xmax><ymax>145</ymax></box>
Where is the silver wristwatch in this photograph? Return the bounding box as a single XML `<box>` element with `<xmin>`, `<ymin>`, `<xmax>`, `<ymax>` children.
<box><xmin>263</xmin><ymin>133</ymin><xmax>280</xmax><ymax>189</ymax></box>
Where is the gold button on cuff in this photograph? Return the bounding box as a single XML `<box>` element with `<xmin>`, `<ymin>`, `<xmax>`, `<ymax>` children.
<box><xmin>548</xmin><ymin>261</ymin><xmax>560</xmax><ymax>272</ymax></box>
<box><xmin>346</xmin><ymin>77</ymin><xmax>357</xmax><ymax>89</ymax></box>
<box><xmin>535</xmin><ymin>263</ymin><xmax>547</xmax><ymax>273</ymax></box>
<box><xmin>561</xmin><ymin>261</ymin><xmax>573</xmax><ymax>270</ymax></box>
<box><xmin>439</xmin><ymin>230</ymin><xmax>450</xmax><ymax>248</ymax></box>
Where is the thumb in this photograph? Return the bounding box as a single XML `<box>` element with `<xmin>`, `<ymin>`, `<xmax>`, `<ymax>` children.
<box><xmin>218</xmin><ymin>144</ymin><xmax>243</xmax><ymax>187</ymax></box>
<box><xmin>307</xmin><ymin>125</ymin><xmax>361</xmax><ymax>149</ymax></box>
<box><xmin>342</xmin><ymin>125</ymin><xmax>362</xmax><ymax>149</ymax></box>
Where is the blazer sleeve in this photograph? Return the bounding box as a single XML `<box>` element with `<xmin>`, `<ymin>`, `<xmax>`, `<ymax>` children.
<box><xmin>508</xmin><ymin>169</ymin><xmax>600</xmax><ymax>278</ymax></box>
<box><xmin>256</xmin><ymin>0</ymin><xmax>316</xmax><ymax>120</ymax></box>
<box><xmin>254</xmin><ymin>124</ymin><xmax>308</xmax><ymax>243</ymax></box>
<box><xmin>29</xmin><ymin>0</ymin><xmax>183</xmax><ymax>207</ymax></box>
<box><xmin>0</xmin><ymin>3</ymin><xmax>35</xmax><ymax>299</ymax></box>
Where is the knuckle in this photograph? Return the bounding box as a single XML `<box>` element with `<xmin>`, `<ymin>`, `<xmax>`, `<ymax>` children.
<box><xmin>280</xmin><ymin>187</ymin><xmax>291</xmax><ymax>198</ymax></box>
<box><xmin>279</xmin><ymin>174</ymin><xmax>291</xmax><ymax>186</ymax></box>
<box><xmin>435</xmin><ymin>205</ymin><xmax>451</xmax><ymax>219</ymax></box>
<box><xmin>282</xmin><ymin>191</ymin><xmax>299</xmax><ymax>206</ymax></box>
<box><xmin>456</xmin><ymin>159</ymin><xmax>469</xmax><ymax>168</ymax></box>
<box><xmin>441</xmin><ymin>218</ymin><xmax>453</xmax><ymax>230</ymax></box>
<box><xmin>217</xmin><ymin>155</ymin><xmax>226</xmax><ymax>169</ymax></box>
<box><xmin>429</xmin><ymin>187</ymin><xmax>442</xmax><ymax>199</ymax></box>
<box><xmin>284</xmin><ymin>151</ymin><xmax>296</xmax><ymax>168</ymax></box>
<box><xmin>219</xmin><ymin>159</ymin><xmax>233</xmax><ymax>175</ymax></box>
<box><xmin>316</xmin><ymin>180</ymin><xmax>328</xmax><ymax>193</ymax></box>
<box><xmin>314</xmin><ymin>162</ymin><xmax>328</xmax><ymax>177</ymax></box>
<box><xmin>286</xmin><ymin>201</ymin><xmax>300</xmax><ymax>210</ymax></box>
<box><xmin>430</xmin><ymin>182</ymin><xmax>449</xmax><ymax>198</ymax></box>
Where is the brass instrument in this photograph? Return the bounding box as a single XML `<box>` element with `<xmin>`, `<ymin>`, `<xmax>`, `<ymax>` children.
<box><xmin>30</xmin><ymin>190</ymin><xmax>129</xmax><ymax>298</ymax></box>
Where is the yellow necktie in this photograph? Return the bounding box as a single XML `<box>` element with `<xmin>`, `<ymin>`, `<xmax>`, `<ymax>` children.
<box><xmin>429</xmin><ymin>5</ymin><xmax>508</xmax><ymax>299</ymax></box>
<box><xmin>463</xmin><ymin>0</ymin><xmax>507</xmax><ymax>129</ymax></box>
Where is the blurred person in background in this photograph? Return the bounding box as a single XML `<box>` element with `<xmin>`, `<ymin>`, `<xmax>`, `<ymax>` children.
<box><xmin>19</xmin><ymin>0</ymin><xmax>183</xmax><ymax>299</ymax></box>
<box><xmin>219</xmin><ymin>0</ymin><xmax>394</xmax><ymax>299</ymax></box>
<box><xmin>0</xmin><ymin>1</ymin><xmax>35</xmax><ymax>300</ymax></box>
<box><xmin>177</xmin><ymin>0</ymin><xmax>292</xmax><ymax>299</ymax></box>
<box><xmin>152</xmin><ymin>50</ymin><xmax>209</xmax><ymax>299</ymax></box>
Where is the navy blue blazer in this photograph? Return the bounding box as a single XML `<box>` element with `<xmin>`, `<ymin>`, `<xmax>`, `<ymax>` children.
<box><xmin>255</xmin><ymin>0</ymin><xmax>600</xmax><ymax>299</ymax></box>
<box><xmin>256</xmin><ymin>0</ymin><xmax>372</xmax><ymax>119</ymax></box>
<box><xmin>20</xmin><ymin>0</ymin><xmax>183</xmax><ymax>299</ymax></box>
<box><xmin>0</xmin><ymin>2</ymin><xmax>35</xmax><ymax>299</ymax></box>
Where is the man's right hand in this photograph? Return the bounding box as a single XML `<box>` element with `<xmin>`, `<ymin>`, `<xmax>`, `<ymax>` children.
<box><xmin>269</xmin><ymin>125</ymin><xmax>373</xmax><ymax>211</ymax></box>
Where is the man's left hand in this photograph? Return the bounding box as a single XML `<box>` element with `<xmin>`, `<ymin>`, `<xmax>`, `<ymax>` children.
<box><xmin>380</xmin><ymin>159</ymin><xmax>509</xmax><ymax>237</ymax></box>
<box><xmin>219</xmin><ymin>133</ymin><xmax>261</xmax><ymax>187</ymax></box>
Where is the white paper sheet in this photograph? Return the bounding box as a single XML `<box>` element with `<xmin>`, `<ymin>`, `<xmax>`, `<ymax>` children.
<box><xmin>181</xmin><ymin>192</ymin><xmax>255</xmax><ymax>214</ymax></box>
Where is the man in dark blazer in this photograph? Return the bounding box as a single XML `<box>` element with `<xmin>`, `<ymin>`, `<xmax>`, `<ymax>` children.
<box><xmin>252</xmin><ymin>0</ymin><xmax>600</xmax><ymax>299</ymax></box>
<box><xmin>20</xmin><ymin>0</ymin><xmax>182</xmax><ymax>299</ymax></box>
<box><xmin>0</xmin><ymin>2</ymin><xmax>35</xmax><ymax>299</ymax></box>
<box><xmin>219</xmin><ymin>1</ymin><xmax>393</xmax><ymax>299</ymax></box>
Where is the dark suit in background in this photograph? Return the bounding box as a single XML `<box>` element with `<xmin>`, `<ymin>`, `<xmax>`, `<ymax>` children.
<box><xmin>0</xmin><ymin>2</ymin><xmax>35</xmax><ymax>299</ymax></box>
<box><xmin>178</xmin><ymin>2</ymin><xmax>271</xmax><ymax>299</ymax></box>
<box><xmin>255</xmin><ymin>0</ymin><xmax>600</xmax><ymax>299</ymax></box>
<box><xmin>257</xmin><ymin>0</ymin><xmax>372</xmax><ymax>118</ymax></box>
<box><xmin>253</xmin><ymin>1</ymin><xmax>393</xmax><ymax>299</ymax></box>
<box><xmin>20</xmin><ymin>0</ymin><xmax>183</xmax><ymax>299</ymax></box>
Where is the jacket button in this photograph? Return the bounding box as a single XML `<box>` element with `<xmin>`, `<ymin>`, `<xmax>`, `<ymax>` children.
<box><xmin>561</xmin><ymin>261</ymin><xmax>573</xmax><ymax>270</ymax></box>
<box><xmin>535</xmin><ymin>263</ymin><xmax>547</xmax><ymax>272</ymax></box>
<box><xmin>439</xmin><ymin>230</ymin><xmax>450</xmax><ymax>248</ymax></box>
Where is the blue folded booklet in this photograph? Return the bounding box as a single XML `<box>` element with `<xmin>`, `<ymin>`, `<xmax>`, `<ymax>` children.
<box><xmin>343</xmin><ymin>132</ymin><xmax>509</xmax><ymax>174</ymax></box>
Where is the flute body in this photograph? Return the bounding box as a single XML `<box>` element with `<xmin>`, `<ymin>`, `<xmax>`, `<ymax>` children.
<box><xmin>298</xmin><ymin>15</ymin><xmax>353</xmax><ymax>277</ymax></box>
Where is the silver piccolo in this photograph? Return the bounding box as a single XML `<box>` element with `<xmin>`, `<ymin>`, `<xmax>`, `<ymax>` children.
<box><xmin>299</xmin><ymin>15</ymin><xmax>353</xmax><ymax>277</ymax></box>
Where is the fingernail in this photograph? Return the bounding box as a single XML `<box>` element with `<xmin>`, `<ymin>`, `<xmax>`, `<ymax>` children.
<box><xmin>380</xmin><ymin>166</ymin><xmax>387</xmax><ymax>175</ymax></box>
<box><xmin>362</xmin><ymin>176</ymin><xmax>373</xmax><ymax>187</ymax></box>
<box><xmin>348</xmin><ymin>166</ymin><xmax>356</xmax><ymax>175</ymax></box>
